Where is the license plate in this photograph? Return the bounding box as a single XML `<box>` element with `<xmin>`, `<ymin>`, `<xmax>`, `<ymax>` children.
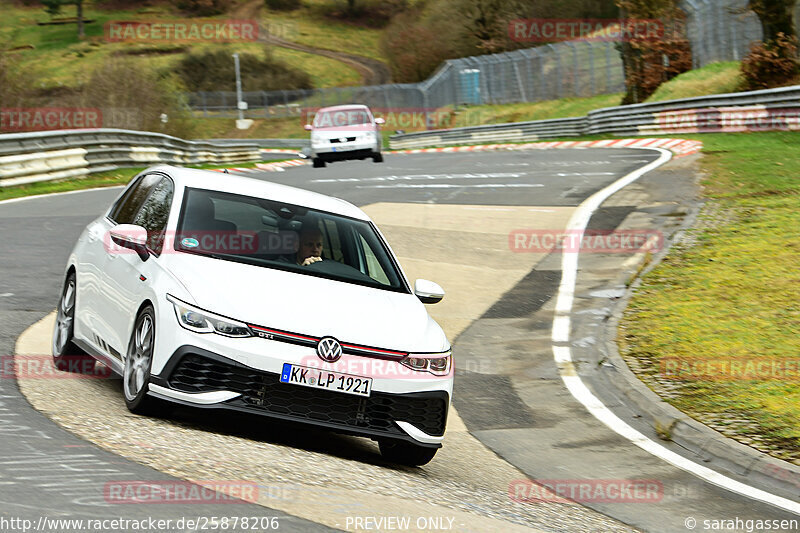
<box><xmin>280</xmin><ymin>363</ymin><xmax>372</xmax><ymax>397</ymax></box>
<box><xmin>332</xmin><ymin>147</ymin><xmax>337</xmax><ymax>152</ymax></box>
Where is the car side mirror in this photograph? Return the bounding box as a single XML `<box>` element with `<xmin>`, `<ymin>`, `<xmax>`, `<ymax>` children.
<box><xmin>109</xmin><ymin>224</ymin><xmax>150</xmax><ymax>262</ymax></box>
<box><xmin>414</xmin><ymin>279</ymin><xmax>444</xmax><ymax>304</ymax></box>
<box><xmin>374</xmin><ymin>117</ymin><xmax>385</xmax><ymax>125</ymax></box>
<box><xmin>304</xmin><ymin>124</ymin><xmax>313</xmax><ymax>131</ymax></box>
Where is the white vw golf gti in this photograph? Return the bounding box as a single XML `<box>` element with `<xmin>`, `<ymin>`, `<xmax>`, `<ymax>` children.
<box><xmin>53</xmin><ymin>165</ymin><xmax>452</xmax><ymax>465</ymax></box>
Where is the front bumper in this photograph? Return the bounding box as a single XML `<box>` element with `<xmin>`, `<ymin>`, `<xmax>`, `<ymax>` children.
<box><xmin>311</xmin><ymin>136</ymin><xmax>380</xmax><ymax>160</ymax></box>
<box><xmin>314</xmin><ymin>148</ymin><xmax>378</xmax><ymax>162</ymax></box>
<box><xmin>149</xmin><ymin>346</ymin><xmax>449</xmax><ymax>447</ymax></box>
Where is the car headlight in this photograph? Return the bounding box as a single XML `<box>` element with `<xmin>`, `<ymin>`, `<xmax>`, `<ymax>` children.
<box><xmin>400</xmin><ymin>351</ymin><xmax>452</xmax><ymax>376</ymax></box>
<box><xmin>167</xmin><ymin>295</ymin><xmax>252</xmax><ymax>338</ymax></box>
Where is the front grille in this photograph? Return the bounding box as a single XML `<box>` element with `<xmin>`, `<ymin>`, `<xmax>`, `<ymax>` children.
<box><xmin>167</xmin><ymin>353</ymin><xmax>448</xmax><ymax>436</ymax></box>
<box><xmin>329</xmin><ymin>137</ymin><xmax>356</xmax><ymax>143</ymax></box>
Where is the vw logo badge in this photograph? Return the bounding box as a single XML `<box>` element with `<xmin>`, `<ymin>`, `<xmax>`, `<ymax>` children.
<box><xmin>317</xmin><ymin>337</ymin><xmax>342</xmax><ymax>363</ymax></box>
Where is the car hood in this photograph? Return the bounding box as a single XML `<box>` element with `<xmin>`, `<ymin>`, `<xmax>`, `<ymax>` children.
<box><xmin>162</xmin><ymin>254</ymin><xmax>447</xmax><ymax>353</ymax></box>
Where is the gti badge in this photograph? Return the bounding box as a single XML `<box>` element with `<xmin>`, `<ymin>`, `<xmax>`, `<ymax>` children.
<box><xmin>317</xmin><ymin>336</ymin><xmax>343</xmax><ymax>363</ymax></box>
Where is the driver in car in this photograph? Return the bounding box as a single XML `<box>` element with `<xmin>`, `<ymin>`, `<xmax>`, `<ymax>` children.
<box><xmin>296</xmin><ymin>227</ymin><xmax>324</xmax><ymax>266</ymax></box>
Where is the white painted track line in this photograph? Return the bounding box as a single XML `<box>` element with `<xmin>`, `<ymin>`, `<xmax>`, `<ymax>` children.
<box><xmin>551</xmin><ymin>147</ymin><xmax>800</xmax><ymax>515</ymax></box>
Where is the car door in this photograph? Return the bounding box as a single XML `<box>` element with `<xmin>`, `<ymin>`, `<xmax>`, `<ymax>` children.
<box><xmin>101</xmin><ymin>175</ymin><xmax>174</xmax><ymax>357</ymax></box>
<box><xmin>76</xmin><ymin>173</ymin><xmax>162</xmax><ymax>355</ymax></box>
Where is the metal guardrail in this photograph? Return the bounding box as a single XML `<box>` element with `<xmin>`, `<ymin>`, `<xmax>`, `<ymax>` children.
<box><xmin>0</xmin><ymin>129</ymin><xmax>261</xmax><ymax>187</ymax></box>
<box><xmin>389</xmin><ymin>85</ymin><xmax>800</xmax><ymax>149</ymax></box>
<box><xmin>390</xmin><ymin>117</ymin><xmax>587</xmax><ymax>149</ymax></box>
<box><xmin>193</xmin><ymin>138</ymin><xmax>310</xmax><ymax>149</ymax></box>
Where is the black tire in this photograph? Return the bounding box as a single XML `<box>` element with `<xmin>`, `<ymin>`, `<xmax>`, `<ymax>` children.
<box><xmin>52</xmin><ymin>272</ymin><xmax>96</xmax><ymax>373</ymax></box>
<box><xmin>123</xmin><ymin>305</ymin><xmax>161</xmax><ymax>415</ymax></box>
<box><xmin>379</xmin><ymin>439</ymin><xmax>438</xmax><ymax>466</ymax></box>
<box><xmin>372</xmin><ymin>153</ymin><xmax>384</xmax><ymax>163</ymax></box>
<box><xmin>313</xmin><ymin>158</ymin><xmax>326</xmax><ymax>168</ymax></box>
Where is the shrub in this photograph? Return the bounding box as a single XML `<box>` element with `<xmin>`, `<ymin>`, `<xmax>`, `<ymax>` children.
<box><xmin>382</xmin><ymin>10</ymin><xmax>456</xmax><ymax>82</ymax></box>
<box><xmin>175</xmin><ymin>48</ymin><xmax>313</xmax><ymax>92</ymax></box>
<box><xmin>265</xmin><ymin>0</ymin><xmax>301</xmax><ymax>11</ymax></box>
<box><xmin>172</xmin><ymin>0</ymin><xmax>232</xmax><ymax>16</ymax></box>
<box><xmin>78</xmin><ymin>58</ymin><xmax>196</xmax><ymax>138</ymax></box>
<box><xmin>324</xmin><ymin>0</ymin><xmax>408</xmax><ymax>29</ymax></box>
<box><xmin>0</xmin><ymin>48</ymin><xmax>37</xmax><ymax>108</ymax></box>
<box><xmin>741</xmin><ymin>33</ymin><xmax>800</xmax><ymax>91</ymax></box>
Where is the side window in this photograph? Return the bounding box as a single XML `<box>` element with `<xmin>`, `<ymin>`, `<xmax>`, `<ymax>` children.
<box><xmin>358</xmin><ymin>234</ymin><xmax>390</xmax><ymax>285</ymax></box>
<box><xmin>132</xmin><ymin>178</ymin><xmax>174</xmax><ymax>255</ymax></box>
<box><xmin>109</xmin><ymin>173</ymin><xmax>162</xmax><ymax>224</ymax></box>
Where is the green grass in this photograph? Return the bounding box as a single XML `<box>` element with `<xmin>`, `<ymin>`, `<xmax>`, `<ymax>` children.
<box><xmin>619</xmin><ymin>132</ymin><xmax>800</xmax><ymax>463</ymax></box>
<box><xmin>189</xmin><ymin>116</ymin><xmax>307</xmax><ymax>139</ymax></box>
<box><xmin>0</xmin><ymin>168</ymin><xmax>140</xmax><ymax>202</ymax></box>
<box><xmin>270</xmin><ymin>46</ymin><xmax>360</xmax><ymax>87</ymax></box>
<box><xmin>261</xmin><ymin>0</ymin><xmax>387</xmax><ymax>63</ymax></box>
<box><xmin>0</xmin><ymin>1</ymin><xmax>365</xmax><ymax>89</ymax></box>
<box><xmin>646</xmin><ymin>62</ymin><xmax>744</xmax><ymax>102</ymax></box>
<box><xmin>2</xmin><ymin>2</ymin><xmax>177</xmax><ymax>88</ymax></box>
<box><xmin>447</xmin><ymin>93</ymin><xmax>624</xmax><ymax>127</ymax></box>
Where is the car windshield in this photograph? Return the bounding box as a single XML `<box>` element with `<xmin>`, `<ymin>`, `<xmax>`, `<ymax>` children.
<box><xmin>175</xmin><ymin>188</ymin><xmax>407</xmax><ymax>292</ymax></box>
<box><xmin>313</xmin><ymin>108</ymin><xmax>371</xmax><ymax>128</ymax></box>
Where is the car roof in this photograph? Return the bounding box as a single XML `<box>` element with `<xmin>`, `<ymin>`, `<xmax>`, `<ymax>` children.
<box><xmin>316</xmin><ymin>104</ymin><xmax>371</xmax><ymax>113</ymax></box>
<box><xmin>149</xmin><ymin>165</ymin><xmax>370</xmax><ymax>221</ymax></box>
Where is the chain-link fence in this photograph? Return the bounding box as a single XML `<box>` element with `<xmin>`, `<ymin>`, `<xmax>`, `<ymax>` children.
<box><xmin>421</xmin><ymin>40</ymin><xmax>624</xmax><ymax>108</ymax></box>
<box><xmin>681</xmin><ymin>0</ymin><xmax>761</xmax><ymax>67</ymax></box>
<box><xmin>189</xmin><ymin>40</ymin><xmax>625</xmax><ymax>120</ymax></box>
<box><xmin>190</xmin><ymin>3</ymin><xmax>799</xmax><ymax>119</ymax></box>
<box><xmin>681</xmin><ymin>1</ymin><xmax>800</xmax><ymax>67</ymax></box>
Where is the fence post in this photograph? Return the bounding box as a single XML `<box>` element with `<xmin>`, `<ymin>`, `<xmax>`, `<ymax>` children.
<box><xmin>587</xmin><ymin>41</ymin><xmax>596</xmax><ymax>96</ymax></box>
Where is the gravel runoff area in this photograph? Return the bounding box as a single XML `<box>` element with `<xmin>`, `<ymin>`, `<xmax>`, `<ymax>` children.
<box><xmin>14</xmin><ymin>202</ymin><xmax>636</xmax><ymax>533</ymax></box>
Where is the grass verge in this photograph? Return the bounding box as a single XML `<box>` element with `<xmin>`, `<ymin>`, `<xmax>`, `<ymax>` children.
<box><xmin>0</xmin><ymin>168</ymin><xmax>139</xmax><ymax>202</ymax></box>
<box><xmin>0</xmin><ymin>159</ymin><xmax>287</xmax><ymax>203</ymax></box>
<box><xmin>647</xmin><ymin>62</ymin><xmax>743</xmax><ymax>102</ymax></box>
<box><xmin>618</xmin><ymin>132</ymin><xmax>800</xmax><ymax>463</ymax></box>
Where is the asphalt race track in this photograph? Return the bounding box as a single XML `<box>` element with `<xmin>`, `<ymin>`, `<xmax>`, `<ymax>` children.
<box><xmin>1</xmin><ymin>148</ymin><xmax>798</xmax><ymax>532</ymax></box>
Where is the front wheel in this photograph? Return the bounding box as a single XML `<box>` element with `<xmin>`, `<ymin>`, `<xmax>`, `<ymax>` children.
<box><xmin>52</xmin><ymin>272</ymin><xmax>96</xmax><ymax>373</ymax></box>
<box><xmin>312</xmin><ymin>158</ymin><xmax>326</xmax><ymax>168</ymax></box>
<box><xmin>379</xmin><ymin>439</ymin><xmax>438</xmax><ymax>466</ymax></box>
<box><xmin>123</xmin><ymin>306</ymin><xmax>161</xmax><ymax>415</ymax></box>
<box><xmin>372</xmin><ymin>153</ymin><xmax>384</xmax><ymax>163</ymax></box>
